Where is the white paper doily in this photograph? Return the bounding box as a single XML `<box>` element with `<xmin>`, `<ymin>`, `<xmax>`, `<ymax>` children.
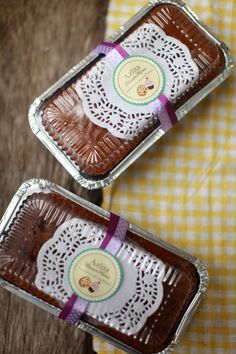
<box><xmin>35</xmin><ymin>218</ymin><xmax>165</xmax><ymax>335</ymax></box>
<box><xmin>76</xmin><ymin>23</ymin><xmax>199</xmax><ymax>139</ymax></box>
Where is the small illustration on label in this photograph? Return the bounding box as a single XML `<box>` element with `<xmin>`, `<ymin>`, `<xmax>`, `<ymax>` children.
<box><xmin>69</xmin><ymin>248</ymin><xmax>122</xmax><ymax>302</ymax></box>
<box><xmin>137</xmin><ymin>84</ymin><xmax>148</xmax><ymax>97</ymax></box>
<box><xmin>79</xmin><ymin>276</ymin><xmax>100</xmax><ymax>293</ymax></box>
<box><xmin>145</xmin><ymin>77</ymin><xmax>154</xmax><ymax>90</ymax></box>
<box><xmin>113</xmin><ymin>55</ymin><xmax>165</xmax><ymax>105</ymax></box>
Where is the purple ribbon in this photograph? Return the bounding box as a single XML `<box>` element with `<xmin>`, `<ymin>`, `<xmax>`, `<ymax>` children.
<box><xmin>59</xmin><ymin>213</ymin><xmax>129</xmax><ymax>324</ymax></box>
<box><xmin>95</xmin><ymin>41</ymin><xmax>129</xmax><ymax>59</ymax></box>
<box><xmin>94</xmin><ymin>42</ymin><xmax>177</xmax><ymax>132</ymax></box>
<box><xmin>58</xmin><ymin>293</ymin><xmax>87</xmax><ymax>323</ymax></box>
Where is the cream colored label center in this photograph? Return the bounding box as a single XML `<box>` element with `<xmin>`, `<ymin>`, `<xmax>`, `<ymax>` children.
<box><xmin>113</xmin><ymin>55</ymin><xmax>165</xmax><ymax>105</ymax></box>
<box><xmin>69</xmin><ymin>248</ymin><xmax>122</xmax><ymax>302</ymax></box>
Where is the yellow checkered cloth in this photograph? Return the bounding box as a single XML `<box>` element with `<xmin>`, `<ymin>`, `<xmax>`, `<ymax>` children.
<box><xmin>94</xmin><ymin>0</ymin><xmax>236</xmax><ymax>353</ymax></box>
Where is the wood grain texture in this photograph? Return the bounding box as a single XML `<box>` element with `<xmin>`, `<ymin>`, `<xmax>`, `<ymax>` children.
<box><xmin>0</xmin><ymin>0</ymin><xmax>108</xmax><ymax>353</ymax></box>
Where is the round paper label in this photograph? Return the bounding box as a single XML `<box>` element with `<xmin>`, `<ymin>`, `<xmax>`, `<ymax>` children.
<box><xmin>113</xmin><ymin>55</ymin><xmax>165</xmax><ymax>105</ymax></box>
<box><xmin>68</xmin><ymin>248</ymin><xmax>122</xmax><ymax>302</ymax></box>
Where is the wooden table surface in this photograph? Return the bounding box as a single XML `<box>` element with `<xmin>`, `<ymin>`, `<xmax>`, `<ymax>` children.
<box><xmin>0</xmin><ymin>1</ymin><xmax>108</xmax><ymax>353</ymax></box>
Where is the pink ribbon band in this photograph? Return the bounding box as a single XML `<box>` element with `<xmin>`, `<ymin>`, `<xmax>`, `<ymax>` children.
<box><xmin>59</xmin><ymin>293</ymin><xmax>77</xmax><ymax>321</ymax></box>
<box><xmin>94</xmin><ymin>42</ymin><xmax>178</xmax><ymax>132</ymax></box>
<box><xmin>94</xmin><ymin>42</ymin><xmax>129</xmax><ymax>59</ymax></box>
<box><xmin>99</xmin><ymin>212</ymin><xmax>120</xmax><ymax>249</ymax></box>
<box><xmin>59</xmin><ymin>293</ymin><xmax>88</xmax><ymax>322</ymax></box>
<box><xmin>158</xmin><ymin>94</ymin><xmax>178</xmax><ymax>126</ymax></box>
<box><xmin>59</xmin><ymin>213</ymin><xmax>129</xmax><ymax>324</ymax></box>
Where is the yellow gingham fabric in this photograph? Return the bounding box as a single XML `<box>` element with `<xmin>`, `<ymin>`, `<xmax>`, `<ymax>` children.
<box><xmin>94</xmin><ymin>0</ymin><xmax>236</xmax><ymax>353</ymax></box>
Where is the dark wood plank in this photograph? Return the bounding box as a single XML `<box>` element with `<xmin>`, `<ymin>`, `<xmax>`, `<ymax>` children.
<box><xmin>0</xmin><ymin>0</ymin><xmax>108</xmax><ymax>353</ymax></box>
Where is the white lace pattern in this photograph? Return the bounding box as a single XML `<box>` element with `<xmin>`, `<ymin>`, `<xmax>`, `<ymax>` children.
<box><xmin>75</xmin><ymin>23</ymin><xmax>199</xmax><ymax>139</ymax></box>
<box><xmin>35</xmin><ymin>218</ymin><xmax>165</xmax><ymax>335</ymax></box>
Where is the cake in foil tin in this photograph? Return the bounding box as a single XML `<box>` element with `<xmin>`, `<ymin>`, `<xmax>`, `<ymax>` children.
<box><xmin>0</xmin><ymin>180</ymin><xmax>208</xmax><ymax>353</ymax></box>
<box><xmin>29</xmin><ymin>1</ymin><xmax>233</xmax><ymax>189</ymax></box>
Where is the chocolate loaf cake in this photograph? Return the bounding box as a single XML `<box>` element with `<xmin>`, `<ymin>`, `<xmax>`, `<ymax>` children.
<box><xmin>29</xmin><ymin>1</ymin><xmax>231</xmax><ymax>188</ymax></box>
<box><xmin>0</xmin><ymin>180</ymin><xmax>207</xmax><ymax>353</ymax></box>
